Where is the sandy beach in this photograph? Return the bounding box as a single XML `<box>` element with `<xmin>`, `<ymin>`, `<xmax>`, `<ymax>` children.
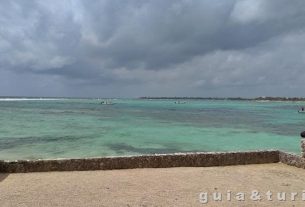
<box><xmin>1</xmin><ymin>163</ymin><xmax>305</xmax><ymax>206</ymax></box>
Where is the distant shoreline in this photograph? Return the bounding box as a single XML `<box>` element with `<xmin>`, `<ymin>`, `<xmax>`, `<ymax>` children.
<box><xmin>1</xmin><ymin>96</ymin><xmax>305</xmax><ymax>101</ymax></box>
<box><xmin>139</xmin><ymin>97</ymin><xmax>305</xmax><ymax>101</ymax></box>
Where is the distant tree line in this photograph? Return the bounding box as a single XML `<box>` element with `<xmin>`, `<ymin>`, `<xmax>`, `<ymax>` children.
<box><xmin>139</xmin><ymin>96</ymin><xmax>305</xmax><ymax>101</ymax></box>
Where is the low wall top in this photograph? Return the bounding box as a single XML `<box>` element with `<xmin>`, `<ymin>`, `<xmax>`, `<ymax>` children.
<box><xmin>0</xmin><ymin>150</ymin><xmax>280</xmax><ymax>173</ymax></box>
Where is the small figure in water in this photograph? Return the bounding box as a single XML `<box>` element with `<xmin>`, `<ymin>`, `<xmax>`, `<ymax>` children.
<box><xmin>302</xmin><ymin>107</ymin><xmax>304</xmax><ymax>111</ymax></box>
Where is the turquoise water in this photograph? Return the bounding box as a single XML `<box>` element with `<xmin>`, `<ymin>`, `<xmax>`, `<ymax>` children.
<box><xmin>0</xmin><ymin>98</ymin><xmax>304</xmax><ymax>160</ymax></box>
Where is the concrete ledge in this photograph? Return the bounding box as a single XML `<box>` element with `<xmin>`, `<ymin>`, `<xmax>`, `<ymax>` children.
<box><xmin>279</xmin><ymin>151</ymin><xmax>305</xmax><ymax>169</ymax></box>
<box><xmin>0</xmin><ymin>150</ymin><xmax>279</xmax><ymax>173</ymax></box>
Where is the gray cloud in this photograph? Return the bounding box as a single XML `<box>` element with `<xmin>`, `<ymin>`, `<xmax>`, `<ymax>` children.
<box><xmin>0</xmin><ymin>0</ymin><xmax>305</xmax><ymax>97</ymax></box>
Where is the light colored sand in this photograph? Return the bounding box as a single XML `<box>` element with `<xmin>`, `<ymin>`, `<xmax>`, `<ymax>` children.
<box><xmin>1</xmin><ymin>163</ymin><xmax>305</xmax><ymax>206</ymax></box>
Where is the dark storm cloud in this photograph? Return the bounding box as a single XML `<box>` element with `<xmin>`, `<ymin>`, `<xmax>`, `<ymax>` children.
<box><xmin>79</xmin><ymin>0</ymin><xmax>305</xmax><ymax>69</ymax></box>
<box><xmin>0</xmin><ymin>0</ymin><xmax>305</xmax><ymax>97</ymax></box>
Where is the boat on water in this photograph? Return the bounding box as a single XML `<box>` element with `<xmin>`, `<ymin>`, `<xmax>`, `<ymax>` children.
<box><xmin>100</xmin><ymin>100</ymin><xmax>115</xmax><ymax>105</ymax></box>
<box><xmin>298</xmin><ymin>106</ymin><xmax>305</xmax><ymax>113</ymax></box>
<box><xmin>174</xmin><ymin>101</ymin><xmax>187</xmax><ymax>104</ymax></box>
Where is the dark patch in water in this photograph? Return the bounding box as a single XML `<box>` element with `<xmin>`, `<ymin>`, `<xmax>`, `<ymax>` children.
<box><xmin>248</xmin><ymin>130</ymin><xmax>259</xmax><ymax>134</ymax></box>
<box><xmin>0</xmin><ymin>135</ymin><xmax>88</xmax><ymax>150</ymax></box>
<box><xmin>106</xmin><ymin>143</ymin><xmax>202</xmax><ymax>154</ymax></box>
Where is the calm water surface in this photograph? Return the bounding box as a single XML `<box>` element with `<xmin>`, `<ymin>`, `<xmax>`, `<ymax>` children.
<box><xmin>0</xmin><ymin>98</ymin><xmax>304</xmax><ymax>160</ymax></box>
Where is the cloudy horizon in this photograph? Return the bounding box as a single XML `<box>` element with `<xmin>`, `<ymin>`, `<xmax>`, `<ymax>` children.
<box><xmin>1</xmin><ymin>0</ymin><xmax>305</xmax><ymax>98</ymax></box>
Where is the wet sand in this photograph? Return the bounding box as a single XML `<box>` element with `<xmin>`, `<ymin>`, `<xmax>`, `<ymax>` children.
<box><xmin>1</xmin><ymin>163</ymin><xmax>305</xmax><ymax>206</ymax></box>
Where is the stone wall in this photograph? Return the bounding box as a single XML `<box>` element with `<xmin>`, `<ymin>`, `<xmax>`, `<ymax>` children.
<box><xmin>0</xmin><ymin>150</ymin><xmax>279</xmax><ymax>173</ymax></box>
<box><xmin>279</xmin><ymin>151</ymin><xmax>305</xmax><ymax>169</ymax></box>
<box><xmin>301</xmin><ymin>138</ymin><xmax>305</xmax><ymax>158</ymax></box>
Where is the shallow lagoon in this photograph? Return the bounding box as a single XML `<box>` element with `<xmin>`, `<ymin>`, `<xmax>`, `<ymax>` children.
<box><xmin>0</xmin><ymin>98</ymin><xmax>303</xmax><ymax>160</ymax></box>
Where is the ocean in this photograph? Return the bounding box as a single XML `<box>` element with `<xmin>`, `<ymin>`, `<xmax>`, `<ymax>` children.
<box><xmin>0</xmin><ymin>98</ymin><xmax>303</xmax><ymax>160</ymax></box>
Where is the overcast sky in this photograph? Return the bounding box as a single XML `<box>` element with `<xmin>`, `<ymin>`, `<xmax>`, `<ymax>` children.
<box><xmin>0</xmin><ymin>0</ymin><xmax>305</xmax><ymax>98</ymax></box>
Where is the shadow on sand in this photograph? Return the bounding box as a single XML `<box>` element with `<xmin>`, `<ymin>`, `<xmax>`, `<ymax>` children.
<box><xmin>0</xmin><ymin>173</ymin><xmax>9</xmax><ymax>182</ymax></box>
